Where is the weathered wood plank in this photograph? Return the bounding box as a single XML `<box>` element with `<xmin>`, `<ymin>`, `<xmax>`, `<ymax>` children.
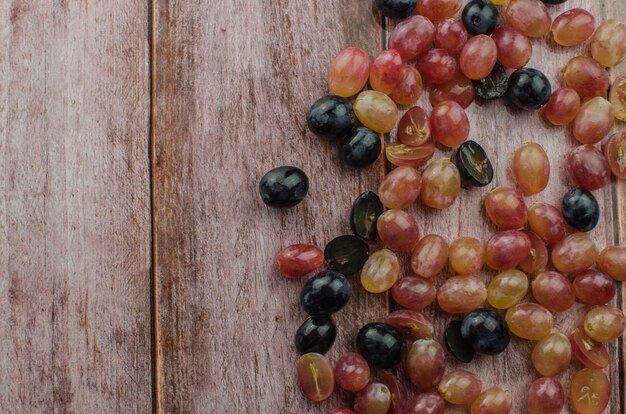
<box><xmin>152</xmin><ymin>0</ymin><xmax>386</xmax><ymax>412</ymax></box>
<box><xmin>0</xmin><ymin>1</ymin><xmax>152</xmax><ymax>412</ymax></box>
<box><xmin>607</xmin><ymin>0</ymin><xmax>626</xmax><ymax>412</ymax></box>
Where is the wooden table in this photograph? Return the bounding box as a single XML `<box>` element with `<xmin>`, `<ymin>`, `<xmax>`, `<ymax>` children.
<box><xmin>0</xmin><ymin>1</ymin><xmax>624</xmax><ymax>412</ymax></box>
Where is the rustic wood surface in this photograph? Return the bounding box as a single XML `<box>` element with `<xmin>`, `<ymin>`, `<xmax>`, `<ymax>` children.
<box><xmin>0</xmin><ymin>1</ymin><xmax>152</xmax><ymax>412</ymax></box>
<box><xmin>0</xmin><ymin>0</ymin><xmax>625</xmax><ymax>413</ymax></box>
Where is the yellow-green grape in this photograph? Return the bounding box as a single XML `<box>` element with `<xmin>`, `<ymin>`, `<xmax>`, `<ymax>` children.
<box><xmin>505</xmin><ymin>303</ymin><xmax>553</xmax><ymax>341</ymax></box>
<box><xmin>448</xmin><ymin>236</ymin><xmax>484</xmax><ymax>275</ymax></box>
<box><xmin>438</xmin><ymin>370</ymin><xmax>482</xmax><ymax>405</ymax></box>
<box><xmin>470</xmin><ymin>387</ymin><xmax>512</xmax><ymax>414</ymax></box>
<box><xmin>353</xmin><ymin>90</ymin><xmax>399</xmax><ymax>133</ymax></box>
<box><xmin>590</xmin><ymin>19</ymin><xmax>626</xmax><ymax>68</ymax></box>
<box><xmin>360</xmin><ymin>249</ymin><xmax>400</xmax><ymax>293</ymax></box>
<box><xmin>487</xmin><ymin>269</ymin><xmax>528</xmax><ymax>309</ymax></box>
<box><xmin>531</xmin><ymin>332</ymin><xmax>571</xmax><ymax>376</ymax></box>
<box><xmin>583</xmin><ymin>305</ymin><xmax>626</xmax><ymax>343</ymax></box>
<box><xmin>570</xmin><ymin>369</ymin><xmax>609</xmax><ymax>414</ymax></box>
<box><xmin>491</xmin><ymin>0</ymin><xmax>509</xmax><ymax>4</ymax></box>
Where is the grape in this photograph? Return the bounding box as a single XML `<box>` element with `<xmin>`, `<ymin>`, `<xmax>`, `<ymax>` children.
<box><xmin>572</xmin><ymin>97</ymin><xmax>614</xmax><ymax>144</ymax></box>
<box><xmin>598</xmin><ymin>245</ymin><xmax>626</xmax><ymax>281</ymax></box>
<box><xmin>528</xmin><ymin>203</ymin><xmax>567</xmax><ymax>243</ymax></box>
<box><xmin>295</xmin><ymin>316</ymin><xmax>336</xmax><ymax>355</ymax></box>
<box><xmin>392</xmin><ymin>275</ymin><xmax>437</xmax><ymax>309</ymax></box>
<box><xmin>379</xmin><ymin>166</ymin><xmax>422</xmax><ymax>209</ymax></box>
<box><xmin>388</xmin><ymin>15</ymin><xmax>436</xmax><ymax>60</ymax></box>
<box><xmin>357</xmin><ymin>323</ymin><xmax>406</xmax><ymax>369</ymax></box>
<box><xmin>410</xmin><ymin>234</ymin><xmax>449</xmax><ymax>278</ymax></box>
<box><xmin>437</xmin><ymin>370</ymin><xmax>482</xmax><ymax>405</ymax></box>
<box><xmin>361</xmin><ymin>249</ymin><xmax>400</xmax><ymax>293</ymax></box>
<box><xmin>491</xmin><ymin>26</ymin><xmax>532</xmax><ymax>69</ymax></box>
<box><xmin>512</xmin><ymin>143</ymin><xmax>549</xmax><ymax>194</ymax></box>
<box><xmin>604</xmin><ymin>132</ymin><xmax>626</xmax><ymax>179</ymax></box>
<box><xmin>385</xmin><ymin>309</ymin><xmax>434</xmax><ymax>341</ymax></box>
<box><xmin>461</xmin><ymin>308</ymin><xmax>510</xmax><ymax>354</ymax></box>
<box><xmin>354</xmin><ymin>383</ymin><xmax>392</xmax><ymax>414</ymax></box>
<box><xmin>544</xmin><ymin>87</ymin><xmax>581</xmax><ymax>126</ymax></box>
<box><xmin>398</xmin><ymin>107</ymin><xmax>430</xmax><ymax>146</ymax></box>
<box><xmin>437</xmin><ymin>275</ymin><xmax>487</xmax><ymax>314</ymax></box>
<box><xmin>259</xmin><ymin>166</ymin><xmax>308</xmax><ymax>208</ymax></box>
<box><xmin>519</xmin><ymin>230</ymin><xmax>548</xmax><ymax>274</ymax></box>
<box><xmin>460</xmin><ymin>35</ymin><xmax>498</xmax><ymax>80</ymax></box>
<box><xmin>569</xmin><ymin>327</ymin><xmax>610</xmax><ymax>369</ymax></box>
<box><xmin>484</xmin><ymin>230</ymin><xmax>531</xmax><ymax>270</ymax></box>
<box><xmin>570</xmin><ymin>369</ymin><xmax>609</xmax><ymax>414</ymax></box>
<box><xmin>551</xmin><ymin>9</ymin><xmax>595</xmax><ymax>46</ymax></box>
<box><xmin>307</xmin><ymin>96</ymin><xmax>355</xmax><ymax>140</ymax></box>
<box><xmin>369</xmin><ymin>49</ymin><xmax>403</xmax><ymax>94</ymax></box>
<box><xmin>342</xmin><ymin>128</ymin><xmax>382</xmax><ymax>168</ymax></box>
<box><xmin>561</xmin><ymin>188</ymin><xmax>600</xmax><ymax>233</ymax></box>
<box><xmin>301</xmin><ymin>270</ymin><xmax>351</xmax><ymax>315</ymax></box>
<box><xmin>430</xmin><ymin>101</ymin><xmax>470</xmax><ymax>148</ymax></box>
<box><xmin>377</xmin><ymin>210</ymin><xmax>420</xmax><ymax>252</ymax></box>
<box><xmin>506</xmin><ymin>303</ymin><xmax>553</xmax><ymax>340</ymax></box>
<box><xmin>583</xmin><ymin>305</ymin><xmax>626</xmax><ymax>343</ymax></box>
<box><xmin>351</xmin><ymin>192</ymin><xmax>383</xmax><ymax>242</ymax></box>
<box><xmin>531</xmin><ymin>271</ymin><xmax>575</xmax><ymax>313</ymax></box>
<box><xmin>328</xmin><ymin>47</ymin><xmax>371</xmax><ymax>97</ymax></box>
<box><xmin>353</xmin><ymin>90</ymin><xmax>399</xmax><ymax>133</ymax></box>
<box><xmin>462</xmin><ymin>0</ymin><xmax>500</xmax><ymax>35</ymax></box>
<box><xmin>406</xmin><ymin>339</ymin><xmax>446</xmax><ymax>390</ymax></box>
<box><xmin>325</xmin><ymin>236</ymin><xmax>369</xmax><ymax>276</ymax></box>
<box><xmin>435</xmin><ymin>19</ymin><xmax>469</xmax><ymax>55</ymax></box>
<box><xmin>551</xmin><ymin>233</ymin><xmax>599</xmax><ymax>273</ymax></box>
<box><xmin>590</xmin><ymin>19</ymin><xmax>626</xmax><ymax>67</ymax></box>
<box><xmin>531</xmin><ymin>332</ymin><xmax>571</xmax><ymax>377</ymax></box>
<box><xmin>528</xmin><ymin>377</ymin><xmax>564</xmax><ymax>414</ymax></box>
<box><xmin>507</xmin><ymin>68</ymin><xmax>551</xmax><ymax>110</ymax></box>
<box><xmin>454</xmin><ymin>140</ymin><xmax>494</xmax><ymax>186</ymax></box>
<box><xmin>418</xmin><ymin>0</ymin><xmax>463</xmax><ymax>21</ymax></box>
<box><xmin>381</xmin><ymin>372</ymin><xmax>409</xmax><ymax>414</ymax></box>
<box><xmin>610</xmin><ymin>75</ymin><xmax>626</xmax><ymax>121</ymax></box>
<box><xmin>487</xmin><ymin>269</ymin><xmax>528</xmax><ymax>309</ymax></box>
<box><xmin>421</xmin><ymin>158</ymin><xmax>461</xmax><ymax>209</ymax></box>
<box><xmin>416</xmin><ymin>49</ymin><xmax>457</xmax><ymax>85</ymax></box>
<box><xmin>445</xmin><ymin>320</ymin><xmax>475</xmax><ymax>363</ymax></box>
<box><xmin>563</xmin><ymin>56</ymin><xmax>610</xmax><ymax>99</ymax></box>
<box><xmin>390</xmin><ymin>65</ymin><xmax>423</xmax><ymax>106</ymax></box>
<box><xmin>430</xmin><ymin>72</ymin><xmax>476</xmax><ymax>108</ymax></box>
<box><xmin>408</xmin><ymin>393</ymin><xmax>445</xmax><ymax>414</ymax></box>
<box><xmin>296</xmin><ymin>353</ymin><xmax>334</xmax><ymax>402</ymax></box>
<box><xmin>567</xmin><ymin>145</ymin><xmax>610</xmax><ymax>191</ymax></box>
<box><xmin>504</xmin><ymin>0</ymin><xmax>551</xmax><ymax>37</ymax></box>
<box><xmin>472</xmin><ymin>62</ymin><xmax>508</xmax><ymax>100</ymax></box>
<box><xmin>386</xmin><ymin>142</ymin><xmax>435</xmax><ymax>168</ymax></box>
<box><xmin>276</xmin><ymin>244</ymin><xmax>323</xmax><ymax>278</ymax></box>
<box><xmin>470</xmin><ymin>387</ymin><xmax>512</xmax><ymax>414</ymax></box>
<box><xmin>448</xmin><ymin>236</ymin><xmax>484</xmax><ymax>275</ymax></box>
<box><xmin>375</xmin><ymin>0</ymin><xmax>417</xmax><ymax>19</ymax></box>
<box><xmin>484</xmin><ymin>186</ymin><xmax>528</xmax><ymax>229</ymax></box>
<box><xmin>334</xmin><ymin>353</ymin><xmax>370</xmax><ymax>392</ymax></box>
<box><xmin>573</xmin><ymin>269</ymin><xmax>616</xmax><ymax>305</ymax></box>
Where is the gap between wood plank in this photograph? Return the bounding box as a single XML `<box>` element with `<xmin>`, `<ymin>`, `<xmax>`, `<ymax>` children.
<box><xmin>148</xmin><ymin>0</ymin><xmax>160</xmax><ymax>412</ymax></box>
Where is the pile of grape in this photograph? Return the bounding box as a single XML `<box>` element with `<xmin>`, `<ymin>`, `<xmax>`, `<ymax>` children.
<box><xmin>259</xmin><ymin>0</ymin><xmax>626</xmax><ymax>412</ymax></box>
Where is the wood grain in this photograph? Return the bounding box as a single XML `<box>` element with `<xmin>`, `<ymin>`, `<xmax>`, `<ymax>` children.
<box><xmin>0</xmin><ymin>1</ymin><xmax>152</xmax><ymax>412</ymax></box>
<box><xmin>609</xmin><ymin>0</ymin><xmax>626</xmax><ymax>412</ymax></box>
<box><xmin>152</xmin><ymin>0</ymin><xmax>386</xmax><ymax>412</ymax></box>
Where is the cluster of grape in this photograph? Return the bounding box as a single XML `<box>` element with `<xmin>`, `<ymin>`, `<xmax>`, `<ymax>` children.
<box><xmin>258</xmin><ymin>0</ymin><xmax>626</xmax><ymax>413</ymax></box>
